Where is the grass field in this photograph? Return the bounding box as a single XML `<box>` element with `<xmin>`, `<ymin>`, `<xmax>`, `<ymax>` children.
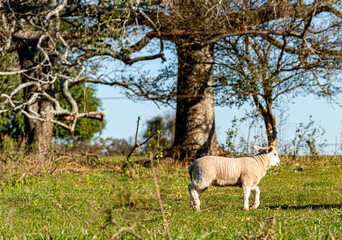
<box><xmin>0</xmin><ymin>154</ymin><xmax>341</xmax><ymax>239</ymax></box>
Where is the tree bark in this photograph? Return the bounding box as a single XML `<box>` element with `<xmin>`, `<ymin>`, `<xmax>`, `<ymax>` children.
<box><xmin>263</xmin><ymin>108</ymin><xmax>277</xmax><ymax>147</ymax></box>
<box><xmin>18</xmin><ymin>41</ymin><xmax>54</xmax><ymax>157</ymax></box>
<box><xmin>25</xmin><ymin>100</ymin><xmax>54</xmax><ymax>156</ymax></box>
<box><xmin>171</xmin><ymin>43</ymin><xmax>223</xmax><ymax>160</ymax></box>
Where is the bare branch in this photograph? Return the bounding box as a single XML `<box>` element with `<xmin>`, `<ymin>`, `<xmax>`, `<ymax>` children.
<box><xmin>262</xmin><ymin>35</ymin><xmax>342</xmax><ymax>56</ymax></box>
<box><xmin>0</xmin><ymin>65</ymin><xmax>40</xmax><ymax>75</ymax></box>
<box><xmin>60</xmin><ymin>78</ymin><xmax>78</xmax><ymax>113</ymax></box>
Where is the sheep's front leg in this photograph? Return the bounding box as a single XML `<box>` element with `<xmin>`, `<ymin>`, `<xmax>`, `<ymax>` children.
<box><xmin>251</xmin><ymin>186</ymin><xmax>260</xmax><ymax>209</ymax></box>
<box><xmin>242</xmin><ymin>186</ymin><xmax>251</xmax><ymax>210</ymax></box>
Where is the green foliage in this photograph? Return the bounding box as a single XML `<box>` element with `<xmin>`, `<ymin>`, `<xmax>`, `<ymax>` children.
<box><xmin>0</xmin><ymin>54</ymin><xmax>25</xmax><ymax>147</ymax></box>
<box><xmin>225</xmin><ymin>116</ymin><xmax>238</xmax><ymax>154</ymax></box>
<box><xmin>0</xmin><ymin>154</ymin><xmax>341</xmax><ymax>238</ymax></box>
<box><xmin>54</xmin><ymin>84</ymin><xmax>106</xmax><ymax>140</ymax></box>
<box><xmin>0</xmin><ymin>112</ymin><xmax>25</xmax><ymax>145</ymax></box>
<box><xmin>146</xmin><ymin>130</ymin><xmax>164</xmax><ymax>161</ymax></box>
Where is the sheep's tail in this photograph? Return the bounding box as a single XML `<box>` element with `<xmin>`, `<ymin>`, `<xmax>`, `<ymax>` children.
<box><xmin>188</xmin><ymin>163</ymin><xmax>193</xmax><ymax>181</ymax></box>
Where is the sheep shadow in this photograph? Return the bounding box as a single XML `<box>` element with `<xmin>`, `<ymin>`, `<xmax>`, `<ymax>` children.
<box><xmin>266</xmin><ymin>204</ymin><xmax>340</xmax><ymax>210</ymax></box>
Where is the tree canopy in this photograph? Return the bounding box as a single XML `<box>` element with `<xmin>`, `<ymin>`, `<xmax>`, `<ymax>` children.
<box><xmin>214</xmin><ymin>34</ymin><xmax>342</xmax><ymax>146</ymax></box>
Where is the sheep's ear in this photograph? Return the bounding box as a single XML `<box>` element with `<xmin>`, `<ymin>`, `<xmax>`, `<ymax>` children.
<box><xmin>254</xmin><ymin>145</ymin><xmax>262</xmax><ymax>151</ymax></box>
<box><xmin>267</xmin><ymin>146</ymin><xmax>274</xmax><ymax>153</ymax></box>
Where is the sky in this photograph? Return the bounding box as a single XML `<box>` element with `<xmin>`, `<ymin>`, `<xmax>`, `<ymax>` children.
<box><xmin>96</xmin><ymin>84</ymin><xmax>342</xmax><ymax>155</ymax></box>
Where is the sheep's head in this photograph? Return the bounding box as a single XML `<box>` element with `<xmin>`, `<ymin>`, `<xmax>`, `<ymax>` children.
<box><xmin>254</xmin><ymin>145</ymin><xmax>280</xmax><ymax>167</ymax></box>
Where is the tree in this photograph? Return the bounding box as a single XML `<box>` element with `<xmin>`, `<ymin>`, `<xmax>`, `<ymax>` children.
<box><xmin>0</xmin><ymin>1</ymin><xmax>164</xmax><ymax>156</ymax></box>
<box><xmin>0</xmin><ymin>1</ymin><xmax>105</xmax><ymax>155</ymax></box>
<box><xmin>0</xmin><ymin>55</ymin><xmax>105</xmax><ymax>147</ymax></box>
<box><xmin>215</xmin><ymin>34</ymin><xmax>342</xmax><ymax>147</ymax></box>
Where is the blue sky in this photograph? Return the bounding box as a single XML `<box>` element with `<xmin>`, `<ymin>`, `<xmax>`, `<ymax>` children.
<box><xmin>96</xmin><ymin>84</ymin><xmax>341</xmax><ymax>154</ymax></box>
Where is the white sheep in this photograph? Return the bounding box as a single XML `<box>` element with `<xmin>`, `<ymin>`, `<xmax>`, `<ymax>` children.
<box><xmin>188</xmin><ymin>145</ymin><xmax>280</xmax><ymax>211</ymax></box>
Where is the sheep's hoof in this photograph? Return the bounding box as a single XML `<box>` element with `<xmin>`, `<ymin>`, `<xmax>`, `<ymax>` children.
<box><xmin>194</xmin><ymin>207</ymin><xmax>201</xmax><ymax>212</ymax></box>
<box><xmin>252</xmin><ymin>204</ymin><xmax>259</xmax><ymax>209</ymax></box>
<box><xmin>243</xmin><ymin>207</ymin><xmax>249</xmax><ymax>211</ymax></box>
<box><xmin>190</xmin><ymin>204</ymin><xmax>200</xmax><ymax>212</ymax></box>
<box><xmin>192</xmin><ymin>206</ymin><xmax>200</xmax><ymax>212</ymax></box>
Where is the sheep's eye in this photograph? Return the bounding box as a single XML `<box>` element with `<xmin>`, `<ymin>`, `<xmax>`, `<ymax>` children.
<box><xmin>274</xmin><ymin>153</ymin><xmax>277</xmax><ymax>156</ymax></box>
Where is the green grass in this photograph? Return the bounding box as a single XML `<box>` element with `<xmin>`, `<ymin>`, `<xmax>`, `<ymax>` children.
<box><xmin>0</xmin><ymin>156</ymin><xmax>341</xmax><ymax>239</ymax></box>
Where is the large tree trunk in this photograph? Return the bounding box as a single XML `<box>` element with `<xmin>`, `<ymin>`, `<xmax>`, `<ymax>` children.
<box><xmin>18</xmin><ymin>41</ymin><xmax>54</xmax><ymax>157</ymax></box>
<box><xmin>24</xmin><ymin>99</ymin><xmax>54</xmax><ymax>156</ymax></box>
<box><xmin>171</xmin><ymin>43</ymin><xmax>223</xmax><ymax>160</ymax></box>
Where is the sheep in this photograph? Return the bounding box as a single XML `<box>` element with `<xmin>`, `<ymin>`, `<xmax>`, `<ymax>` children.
<box><xmin>188</xmin><ymin>145</ymin><xmax>280</xmax><ymax>211</ymax></box>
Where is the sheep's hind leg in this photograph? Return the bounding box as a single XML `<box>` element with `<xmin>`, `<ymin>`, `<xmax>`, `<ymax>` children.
<box><xmin>188</xmin><ymin>182</ymin><xmax>208</xmax><ymax>211</ymax></box>
<box><xmin>251</xmin><ymin>186</ymin><xmax>260</xmax><ymax>209</ymax></box>
<box><xmin>242</xmin><ymin>186</ymin><xmax>251</xmax><ymax>210</ymax></box>
<box><xmin>188</xmin><ymin>182</ymin><xmax>201</xmax><ymax>211</ymax></box>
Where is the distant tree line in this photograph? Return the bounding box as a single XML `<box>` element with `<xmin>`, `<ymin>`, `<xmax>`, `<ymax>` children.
<box><xmin>53</xmin><ymin>115</ymin><xmax>175</xmax><ymax>156</ymax></box>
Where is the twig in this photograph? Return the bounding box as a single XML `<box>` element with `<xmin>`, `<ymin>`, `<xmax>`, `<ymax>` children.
<box><xmin>126</xmin><ymin>117</ymin><xmax>158</xmax><ymax>162</ymax></box>
<box><xmin>110</xmin><ymin>226</ymin><xmax>142</xmax><ymax>240</ymax></box>
<box><xmin>150</xmin><ymin>140</ymin><xmax>172</xmax><ymax>240</ymax></box>
<box><xmin>109</xmin><ymin>219</ymin><xmax>143</xmax><ymax>239</ymax></box>
<box><xmin>306</xmin><ymin>227</ymin><xmax>315</xmax><ymax>240</ymax></box>
<box><xmin>126</xmin><ymin>116</ymin><xmax>141</xmax><ymax>161</ymax></box>
<box><xmin>124</xmin><ymin>117</ymin><xmax>172</xmax><ymax>239</ymax></box>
